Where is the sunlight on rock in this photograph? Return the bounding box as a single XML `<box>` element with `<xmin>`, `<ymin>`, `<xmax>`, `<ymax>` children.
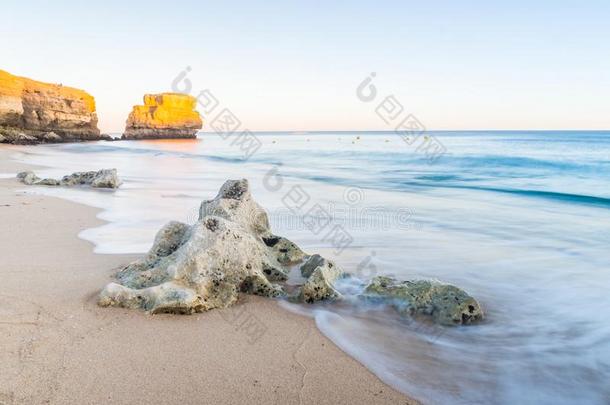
<box><xmin>122</xmin><ymin>93</ymin><xmax>203</xmax><ymax>140</ymax></box>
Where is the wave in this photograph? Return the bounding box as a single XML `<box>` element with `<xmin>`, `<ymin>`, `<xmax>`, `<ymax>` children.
<box><xmin>467</xmin><ymin>186</ymin><xmax>610</xmax><ymax>207</ymax></box>
<box><xmin>393</xmin><ymin>181</ymin><xmax>610</xmax><ymax>208</ymax></box>
<box><xmin>58</xmin><ymin>142</ymin><xmax>283</xmax><ymax>165</ymax></box>
<box><xmin>278</xmin><ymin>170</ymin><xmax>610</xmax><ymax>208</ymax></box>
<box><xmin>449</xmin><ymin>155</ymin><xmax>605</xmax><ymax>171</ymax></box>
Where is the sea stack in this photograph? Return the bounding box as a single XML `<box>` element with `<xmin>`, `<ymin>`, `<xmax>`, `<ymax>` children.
<box><xmin>122</xmin><ymin>93</ymin><xmax>202</xmax><ymax>140</ymax></box>
<box><xmin>0</xmin><ymin>69</ymin><xmax>101</xmax><ymax>144</ymax></box>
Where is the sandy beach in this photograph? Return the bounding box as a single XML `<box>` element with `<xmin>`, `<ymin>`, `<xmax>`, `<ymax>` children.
<box><xmin>0</xmin><ymin>150</ymin><xmax>415</xmax><ymax>405</ymax></box>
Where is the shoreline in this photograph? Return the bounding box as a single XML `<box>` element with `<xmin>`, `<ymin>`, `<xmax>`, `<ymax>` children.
<box><xmin>0</xmin><ymin>150</ymin><xmax>417</xmax><ymax>404</ymax></box>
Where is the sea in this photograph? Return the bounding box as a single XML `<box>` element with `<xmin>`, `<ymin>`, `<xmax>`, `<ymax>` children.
<box><xmin>3</xmin><ymin>130</ymin><xmax>609</xmax><ymax>404</ymax></box>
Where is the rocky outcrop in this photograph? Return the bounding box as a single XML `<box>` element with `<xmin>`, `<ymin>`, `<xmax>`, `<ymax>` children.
<box><xmin>122</xmin><ymin>93</ymin><xmax>202</xmax><ymax>140</ymax></box>
<box><xmin>98</xmin><ymin>179</ymin><xmax>483</xmax><ymax>327</ymax></box>
<box><xmin>363</xmin><ymin>276</ymin><xmax>484</xmax><ymax>326</ymax></box>
<box><xmin>99</xmin><ymin>180</ymin><xmax>290</xmax><ymax>313</ymax></box>
<box><xmin>17</xmin><ymin>169</ymin><xmax>121</xmax><ymax>189</ymax></box>
<box><xmin>0</xmin><ymin>69</ymin><xmax>101</xmax><ymax>143</ymax></box>
<box><xmin>98</xmin><ymin>179</ymin><xmax>334</xmax><ymax>314</ymax></box>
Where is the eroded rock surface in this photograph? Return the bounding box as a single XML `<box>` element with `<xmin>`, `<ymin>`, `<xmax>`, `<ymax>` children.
<box><xmin>122</xmin><ymin>93</ymin><xmax>203</xmax><ymax>140</ymax></box>
<box><xmin>17</xmin><ymin>169</ymin><xmax>122</xmax><ymax>189</ymax></box>
<box><xmin>99</xmin><ymin>180</ymin><xmax>294</xmax><ymax>313</ymax></box>
<box><xmin>16</xmin><ymin>171</ymin><xmax>42</xmax><ymax>185</ymax></box>
<box><xmin>98</xmin><ymin>179</ymin><xmax>483</xmax><ymax>327</ymax></box>
<box><xmin>363</xmin><ymin>276</ymin><xmax>484</xmax><ymax>325</ymax></box>
<box><xmin>298</xmin><ymin>254</ymin><xmax>345</xmax><ymax>303</ymax></box>
<box><xmin>0</xmin><ymin>69</ymin><xmax>101</xmax><ymax>143</ymax></box>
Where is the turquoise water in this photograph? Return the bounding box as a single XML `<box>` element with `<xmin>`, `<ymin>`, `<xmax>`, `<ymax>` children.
<box><xmin>4</xmin><ymin>131</ymin><xmax>610</xmax><ymax>404</ymax></box>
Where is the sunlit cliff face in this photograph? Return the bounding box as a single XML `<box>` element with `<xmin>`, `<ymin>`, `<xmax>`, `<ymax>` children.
<box><xmin>126</xmin><ymin>93</ymin><xmax>202</xmax><ymax>130</ymax></box>
<box><xmin>0</xmin><ymin>69</ymin><xmax>97</xmax><ymax>114</ymax></box>
<box><xmin>0</xmin><ymin>69</ymin><xmax>100</xmax><ymax>140</ymax></box>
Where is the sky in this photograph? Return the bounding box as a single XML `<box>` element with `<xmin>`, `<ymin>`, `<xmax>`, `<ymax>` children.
<box><xmin>2</xmin><ymin>0</ymin><xmax>609</xmax><ymax>132</ymax></box>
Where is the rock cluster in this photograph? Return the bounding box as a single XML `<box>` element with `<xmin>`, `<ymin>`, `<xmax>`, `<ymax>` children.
<box><xmin>0</xmin><ymin>69</ymin><xmax>102</xmax><ymax>143</ymax></box>
<box><xmin>98</xmin><ymin>179</ymin><xmax>483</xmax><ymax>326</ymax></box>
<box><xmin>122</xmin><ymin>93</ymin><xmax>203</xmax><ymax>140</ymax></box>
<box><xmin>17</xmin><ymin>169</ymin><xmax>122</xmax><ymax>189</ymax></box>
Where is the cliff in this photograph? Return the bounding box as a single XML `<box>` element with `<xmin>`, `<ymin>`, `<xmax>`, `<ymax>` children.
<box><xmin>0</xmin><ymin>69</ymin><xmax>101</xmax><ymax>143</ymax></box>
<box><xmin>122</xmin><ymin>93</ymin><xmax>202</xmax><ymax>140</ymax></box>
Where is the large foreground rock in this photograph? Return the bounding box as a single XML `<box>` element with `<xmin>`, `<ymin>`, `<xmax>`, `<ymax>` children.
<box><xmin>0</xmin><ymin>69</ymin><xmax>102</xmax><ymax>143</ymax></box>
<box><xmin>122</xmin><ymin>93</ymin><xmax>202</xmax><ymax>140</ymax></box>
<box><xmin>363</xmin><ymin>276</ymin><xmax>484</xmax><ymax>326</ymax></box>
<box><xmin>99</xmin><ymin>180</ymin><xmax>292</xmax><ymax>313</ymax></box>
<box><xmin>17</xmin><ymin>169</ymin><xmax>121</xmax><ymax>189</ymax></box>
<box><xmin>98</xmin><ymin>179</ymin><xmax>483</xmax><ymax>326</ymax></box>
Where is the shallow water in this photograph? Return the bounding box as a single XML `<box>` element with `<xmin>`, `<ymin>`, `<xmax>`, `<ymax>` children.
<box><xmin>3</xmin><ymin>131</ymin><xmax>610</xmax><ymax>404</ymax></box>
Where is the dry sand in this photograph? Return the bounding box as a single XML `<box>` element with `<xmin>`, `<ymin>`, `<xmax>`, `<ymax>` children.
<box><xmin>0</xmin><ymin>150</ymin><xmax>416</xmax><ymax>405</ymax></box>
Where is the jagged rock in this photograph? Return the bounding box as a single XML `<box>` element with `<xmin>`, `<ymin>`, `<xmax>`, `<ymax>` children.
<box><xmin>299</xmin><ymin>254</ymin><xmax>326</xmax><ymax>278</ymax></box>
<box><xmin>99</xmin><ymin>181</ymin><xmax>289</xmax><ymax>314</ymax></box>
<box><xmin>42</xmin><ymin>132</ymin><xmax>62</xmax><ymax>142</ymax></box>
<box><xmin>198</xmin><ymin>181</ymin><xmax>304</xmax><ymax>278</ymax></box>
<box><xmin>363</xmin><ymin>276</ymin><xmax>484</xmax><ymax>326</ymax></box>
<box><xmin>17</xmin><ymin>169</ymin><xmax>121</xmax><ymax>189</ymax></box>
<box><xmin>298</xmin><ymin>255</ymin><xmax>345</xmax><ymax>303</ymax></box>
<box><xmin>17</xmin><ymin>171</ymin><xmax>40</xmax><ymax>185</ymax></box>
<box><xmin>0</xmin><ymin>69</ymin><xmax>101</xmax><ymax>143</ymax></box>
<box><xmin>0</xmin><ymin>134</ymin><xmax>5</xmax><ymax>143</ymax></box>
<box><xmin>91</xmin><ymin>169</ymin><xmax>122</xmax><ymax>188</ymax></box>
<box><xmin>60</xmin><ymin>169</ymin><xmax>122</xmax><ymax>188</ymax></box>
<box><xmin>122</xmin><ymin>93</ymin><xmax>202</xmax><ymax>140</ymax></box>
<box><xmin>263</xmin><ymin>235</ymin><xmax>306</xmax><ymax>265</ymax></box>
<box><xmin>16</xmin><ymin>171</ymin><xmax>59</xmax><ymax>186</ymax></box>
<box><xmin>198</xmin><ymin>179</ymin><xmax>271</xmax><ymax>236</ymax></box>
<box><xmin>0</xmin><ymin>127</ymin><xmax>21</xmax><ymax>143</ymax></box>
<box><xmin>14</xmin><ymin>133</ymin><xmax>38</xmax><ymax>145</ymax></box>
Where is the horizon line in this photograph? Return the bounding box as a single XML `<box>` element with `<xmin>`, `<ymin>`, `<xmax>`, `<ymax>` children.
<box><xmin>194</xmin><ymin>129</ymin><xmax>610</xmax><ymax>133</ymax></box>
<box><xmin>100</xmin><ymin>129</ymin><xmax>610</xmax><ymax>135</ymax></box>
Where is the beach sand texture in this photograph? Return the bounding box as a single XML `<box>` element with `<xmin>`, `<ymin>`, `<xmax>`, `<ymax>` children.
<box><xmin>0</xmin><ymin>150</ymin><xmax>416</xmax><ymax>405</ymax></box>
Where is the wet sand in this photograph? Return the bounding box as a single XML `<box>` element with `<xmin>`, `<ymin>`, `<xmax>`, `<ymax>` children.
<box><xmin>0</xmin><ymin>149</ymin><xmax>416</xmax><ymax>405</ymax></box>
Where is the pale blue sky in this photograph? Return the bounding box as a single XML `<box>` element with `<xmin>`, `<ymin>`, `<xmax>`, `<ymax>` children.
<box><xmin>2</xmin><ymin>0</ymin><xmax>609</xmax><ymax>132</ymax></box>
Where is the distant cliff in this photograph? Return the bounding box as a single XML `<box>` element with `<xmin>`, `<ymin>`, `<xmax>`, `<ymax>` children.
<box><xmin>122</xmin><ymin>93</ymin><xmax>202</xmax><ymax>140</ymax></box>
<box><xmin>0</xmin><ymin>69</ymin><xmax>102</xmax><ymax>144</ymax></box>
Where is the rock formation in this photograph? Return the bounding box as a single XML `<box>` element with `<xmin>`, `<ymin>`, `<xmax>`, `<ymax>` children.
<box><xmin>363</xmin><ymin>276</ymin><xmax>484</xmax><ymax>326</ymax></box>
<box><xmin>17</xmin><ymin>169</ymin><xmax>122</xmax><ymax>189</ymax></box>
<box><xmin>298</xmin><ymin>254</ymin><xmax>344</xmax><ymax>303</ymax></box>
<box><xmin>98</xmin><ymin>179</ymin><xmax>484</xmax><ymax>326</ymax></box>
<box><xmin>122</xmin><ymin>93</ymin><xmax>202</xmax><ymax>140</ymax></box>
<box><xmin>99</xmin><ymin>180</ymin><xmax>292</xmax><ymax>313</ymax></box>
<box><xmin>0</xmin><ymin>69</ymin><xmax>101</xmax><ymax>143</ymax></box>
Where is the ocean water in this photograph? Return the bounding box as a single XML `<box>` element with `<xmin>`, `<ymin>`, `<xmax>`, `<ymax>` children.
<box><xmin>3</xmin><ymin>131</ymin><xmax>610</xmax><ymax>404</ymax></box>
